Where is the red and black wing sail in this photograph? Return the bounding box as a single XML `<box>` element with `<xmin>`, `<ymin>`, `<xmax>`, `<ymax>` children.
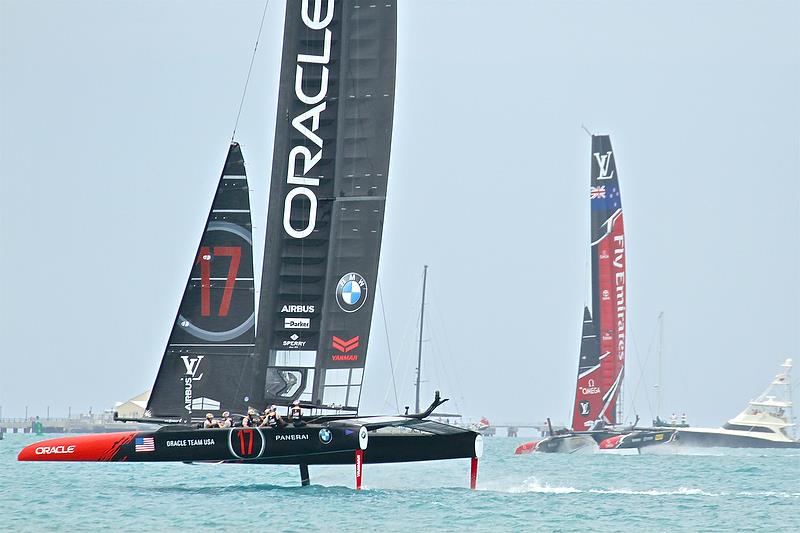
<box><xmin>572</xmin><ymin>135</ymin><xmax>626</xmax><ymax>429</ymax></box>
<box><xmin>147</xmin><ymin>143</ymin><xmax>256</xmax><ymax>418</ymax></box>
<box><xmin>571</xmin><ymin>307</ymin><xmax>603</xmax><ymax>430</ymax></box>
<box><xmin>255</xmin><ymin>0</ymin><xmax>397</xmax><ymax>411</ymax></box>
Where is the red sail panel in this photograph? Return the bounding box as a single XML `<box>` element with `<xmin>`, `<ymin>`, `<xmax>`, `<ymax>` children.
<box><xmin>594</xmin><ymin>211</ymin><xmax>625</xmax><ymax>425</ymax></box>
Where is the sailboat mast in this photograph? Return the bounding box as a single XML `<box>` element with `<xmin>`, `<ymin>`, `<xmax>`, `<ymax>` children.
<box><xmin>655</xmin><ymin>311</ymin><xmax>664</xmax><ymax>418</ymax></box>
<box><xmin>415</xmin><ymin>265</ymin><xmax>429</xmax><ymax>413</ymax></box>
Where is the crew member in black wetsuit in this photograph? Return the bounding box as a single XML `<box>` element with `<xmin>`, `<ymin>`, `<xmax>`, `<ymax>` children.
<box><xmin>261</xmin><ymin>405</ymin><xmax>283</xmax><ymax>428</ymax></box>
<box><xmin>242</xmin><ymin>409</ymin><xmax>257</xmax><ymax>427</ymax></box>
<box><xmin>289</xmin><ymin>400</ymin><xmax>304</xmax><ymax>427</ymax></box>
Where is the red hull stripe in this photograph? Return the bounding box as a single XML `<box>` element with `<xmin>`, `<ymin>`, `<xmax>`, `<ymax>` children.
<box><xmin>18</xmin><ymin>432</ymin><xmax>138</xmax><ymax>462</ymax></box>
<box><xmin>514</xmin><ymin>441</ymin><xmax>538</xmax><ymax>455</ymax></box>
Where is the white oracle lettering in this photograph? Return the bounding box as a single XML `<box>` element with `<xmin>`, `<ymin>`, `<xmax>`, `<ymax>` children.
<box><xmin>302</xmin><ymin>0</ymin><xmax>334</xmax><ymax>30</ymax></box>
<box><xmin>283</xmin><ymin>187</ymin><xmax>318</xmax><ymax>239</ymax></box>
<box><xmin>291</xmin><ymin>103</ymin><xmax>326</xmax><ymax>148</ymax></box>
<box><xmin>295</xmin><ymin>64</ymin><xmax>329</xmax><ymax>105</ymax></box>
<box><xmin>287</xmin><ymin>146</ymin><xmax>321</xmax><ymax>186</ymax></box>
<box><xmin>35</xmin><ymin>445</ymin><xmax>75</xmax><ymax>455</ymax></box>
<box><xmin>594</xmin><ymin>151</ymin><xmax>615</xmax><ymax>180</ymax></box>
<box><xmin>284</xmin><ymin>0</ymin><xmax>335</xmax><ymax>240</ymax></box>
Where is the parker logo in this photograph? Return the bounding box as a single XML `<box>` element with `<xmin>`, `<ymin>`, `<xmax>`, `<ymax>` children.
<box><xmin>332</xmin><ymin>335</ymin><xmax>359</xmax><ymax>352</ymax></box>
<box><xmin>285</xmin><ymin>318</ymin><xmax>311</xmax><ymax>329</ymax></box>
<box><xmin>594</xmin><ymin>151</ymin><xmax>615</xmax><ymax>180</ymax></box>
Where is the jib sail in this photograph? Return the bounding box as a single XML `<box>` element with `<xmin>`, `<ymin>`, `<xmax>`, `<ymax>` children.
<box><xmin>571</xmin><ymin>135</ymin><xmax>626</xmax><ymax>429</ymax></box>
<box><xmin>147</xmin><ymin>143</ymin><xmax>256</xmax><ymax>418</ymax></box>
<box><xmin>255</xmin><ymin>0</ymin><xmax>397</xmax><ymax>411</ymax></box>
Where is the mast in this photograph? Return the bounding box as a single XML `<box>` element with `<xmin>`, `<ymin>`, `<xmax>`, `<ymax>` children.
<box><xmin>256</xmin><ymin>0</ymin><xmax>398</xmax><ymax>411</ymax></box>
<box><xmin>571</xmin><ymin>135</ymin><xmax>625</xmax><ymax>430</ymax></box>
<box><xmin>654</xmin><ymin>311</ymin><xmax>664</xmax><ymax>420</ymax></box>
<box><xmin>415</xmin><ymin>265</ymin><xmax>428</xmax><ymax>413</ymax></box>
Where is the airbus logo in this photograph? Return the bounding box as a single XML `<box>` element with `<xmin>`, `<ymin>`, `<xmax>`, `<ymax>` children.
<box><xmin>281</xmin><ymin>305</ymin><xmax>315</xmax><ymax>313</ymax></box>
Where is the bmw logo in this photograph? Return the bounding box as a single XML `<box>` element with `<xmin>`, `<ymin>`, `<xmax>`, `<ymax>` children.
<box><xmin>319</xmin><ymin>428</ymin><xmax>333</xmax><ymax>445</ymax></box>
<box><xmin>335</xmin><ymin>272</ymin><xmax>368</xmax><ymax>313</ymax></box>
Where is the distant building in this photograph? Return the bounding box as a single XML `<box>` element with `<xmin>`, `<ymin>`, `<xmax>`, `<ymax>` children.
<box><xmin>114</xmin><ymin>390</ymin><xmax>150</xmax><ymax>419</ymax></box>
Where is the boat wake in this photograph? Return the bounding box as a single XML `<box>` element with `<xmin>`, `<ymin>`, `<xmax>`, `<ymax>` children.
<box><xmin>507</xmin><ymin>477</ymin><xmax>800</xmax><ymax>499</ymax></box>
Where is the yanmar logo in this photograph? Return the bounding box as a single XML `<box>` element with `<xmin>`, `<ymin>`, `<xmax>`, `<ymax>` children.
<box><xmin>332</xmin><ymin>336</ymin><xmax>359</xmax><ymax>352</ymax></box>
<box><xmin>283</xmin><ymin>0</ymin><xmax>335</xmax><ymax>239</ymax></box>
<box><xmin>35</xmin><ymin>445</ymin><xmax>75</xmax><ymax>455</ymax></box>
<box><xmin>331</xmin><ymin>336</ymin><xmax>359</xmax><ymax>362</ymax></box>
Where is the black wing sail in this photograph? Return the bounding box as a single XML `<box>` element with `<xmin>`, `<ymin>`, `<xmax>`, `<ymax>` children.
<box><xmin>147</xmin><ymin>143</ymin><xmax>256</xmax><ymax>418</ymax></box>
<box><xmin>256</xmin><ymin>0</ymin><xmax>397</xmax><ymax>411</ymax></box>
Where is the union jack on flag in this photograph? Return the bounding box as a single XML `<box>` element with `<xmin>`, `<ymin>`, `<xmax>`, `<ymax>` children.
<box><xmin>590</xmin><ymin>186</ymin><xmax>606</xmax><ymax>199</ymax></box>
<box><xmin>134</xmin><ymin>437</ymin><xmax>155</xmax><ymax>452</ymax></box>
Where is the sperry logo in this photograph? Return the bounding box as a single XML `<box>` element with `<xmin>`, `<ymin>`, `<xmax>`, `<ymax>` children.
<box><xmin>594</xmin><ymin>151</ymin><xmax>614</xmax><ymax>180</ymax></box>
<box><xmin>332</xmin><ymin>336</ymin><xmax>359</xmax><ymax>353</ymax></box>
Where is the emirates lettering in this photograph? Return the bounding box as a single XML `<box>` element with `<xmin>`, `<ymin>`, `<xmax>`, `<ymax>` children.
<box><xmin>613</xmin><ymin>235</ymin><xmax>626</xmax><ymax>361</ymax></box>
<box><xmin>35</xmin><ymin>445</ymin><xmax>75</xmax><ymax>455</ymax></box>
<box><xmin>281</xmin><ymin>305</ymin><xmax>316</xmax><ymax>313</ymax></box>
<box><xmin>283</xmin><ymin>0</ymin><xmax>334</xmax><ymax>239</ymax></box>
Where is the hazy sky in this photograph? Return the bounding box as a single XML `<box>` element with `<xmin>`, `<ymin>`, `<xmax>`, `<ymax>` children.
<box><xmin>1</xmin><ymin>1</ymin><xmax>798</xmax><ymax>427</ymax></box>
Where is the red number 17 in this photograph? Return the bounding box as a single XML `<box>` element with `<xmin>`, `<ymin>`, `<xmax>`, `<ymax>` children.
<box><xmin>196</xmin><ymin>246</ymin><xmax>241</xmax><ymax>317</ymax></box>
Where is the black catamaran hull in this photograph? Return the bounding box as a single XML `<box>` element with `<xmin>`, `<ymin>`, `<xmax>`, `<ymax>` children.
<box><xmin>18</xmin><ymin>425</ymin><xmax>482</xmax><ymax>465</ymax></box>
<box><xmin>600</xmin><ymin>428</ymin><xmax>800</xmax><ymax>450</ymax></box>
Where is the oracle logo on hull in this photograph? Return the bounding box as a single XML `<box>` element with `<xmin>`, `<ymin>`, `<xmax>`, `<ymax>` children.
<box><xmin>283</xmin><ymin>0</ymin><xmax>335</xmax><ymax>239</ymax></box>
<box><xmin>35</xmin><ymin>445</ymin><xmax>75</xmax><ymax>455</ymax></box>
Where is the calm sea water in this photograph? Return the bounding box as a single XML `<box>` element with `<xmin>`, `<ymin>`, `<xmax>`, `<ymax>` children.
<box><xmin>1</xmin><ymin>433</ymin><xmax>799</xmax><ymax>532</ymax></box>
